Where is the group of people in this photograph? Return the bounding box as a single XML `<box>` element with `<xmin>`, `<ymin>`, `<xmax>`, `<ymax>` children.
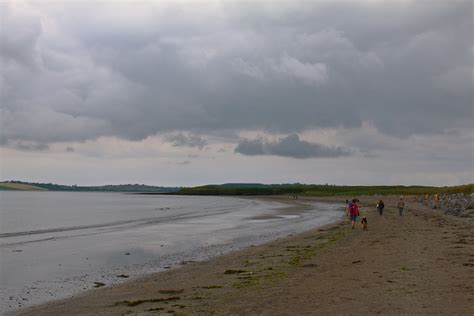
<box><xmin>346</xmin><ymin>197</ymin><xmax>406</xmax><ymax>230</ymax></box>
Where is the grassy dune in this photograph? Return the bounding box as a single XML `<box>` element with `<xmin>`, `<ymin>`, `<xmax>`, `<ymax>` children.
<box><xmin>301</xmin><ymin>183</ymin><xmax>474</xmax><ymax>196</ymax></box>
<box><xmin>177</xmin><ymin>183</ymin><xmax>473</xmax><ymax>196</ymax></box>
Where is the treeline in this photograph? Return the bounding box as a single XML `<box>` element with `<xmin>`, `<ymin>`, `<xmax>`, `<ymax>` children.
<box><xmin>176</xmin><ymin>183</ymin><xmax>474</xmax><ymax>196</ymax></box>
<box><xmin>0</xmin><ymin>181</ymin><xmax>180</xmax><ymax>193</ymax></box>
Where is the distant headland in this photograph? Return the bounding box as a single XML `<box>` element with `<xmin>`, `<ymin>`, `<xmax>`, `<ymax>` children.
<box><xmin>1</xmin><ymin>181</ymin><xmax>472</xmax><ymax>196</ymax></box>
<box><xmin>0</xmin><ymin>181</ymin><xmax>180</xmax><ymax>193</ymax></box>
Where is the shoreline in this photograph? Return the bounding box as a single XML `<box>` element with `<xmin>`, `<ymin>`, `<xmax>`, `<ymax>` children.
<box><xmin>14</xmin><ymin>195</ymin><xmax>474</xmax><ymax>315</ymax></box>
<box><xmin>8</xmin><ymin>196</ymin><xmax>344</xmax><ymax>315</ymax></box>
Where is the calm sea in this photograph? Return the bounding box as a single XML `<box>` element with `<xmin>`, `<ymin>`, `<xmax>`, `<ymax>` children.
<box><xmin>0</xmin><ymin>191</ymin><xmax>343</xmax><ymax>312</ymax></box>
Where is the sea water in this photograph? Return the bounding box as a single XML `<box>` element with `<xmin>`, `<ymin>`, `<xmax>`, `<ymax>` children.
<box><xmin>0</xmin><ymin>191</ymin><xmax>343</xmax><ymax>312</ymax></box>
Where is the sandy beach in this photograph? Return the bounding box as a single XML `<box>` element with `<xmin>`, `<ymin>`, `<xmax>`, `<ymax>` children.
<box><xmin>14</xmin><ymin>195</ymin><xmax>474</xmax><ymax>315</ymax></box>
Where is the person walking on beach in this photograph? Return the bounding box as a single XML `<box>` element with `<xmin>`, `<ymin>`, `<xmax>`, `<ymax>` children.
<box><xmin>349</xmin><ymin>199</ymin><xmax>360</xmax><ymax>229</ymax></box>
<box><xmin>397</xmin><ymin>197</ymin><xmax>405</xmax><ymax>216</ymax></box>
<box><xmin>377</xmin><ymin>200</ymin><xmax>385</xmax><ymax>216</ymax></box>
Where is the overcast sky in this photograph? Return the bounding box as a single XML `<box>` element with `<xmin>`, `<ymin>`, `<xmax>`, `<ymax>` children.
<box><xmin>1</xmin><ymin>0</ymin><xmax>473</xmax><ymax>186</ymax></box>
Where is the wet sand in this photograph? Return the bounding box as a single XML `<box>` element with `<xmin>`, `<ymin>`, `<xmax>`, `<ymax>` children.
<box><xmin>14</xmin><ymin>195</ymin><xmax>474</xmax><ymax>315</ymax></box>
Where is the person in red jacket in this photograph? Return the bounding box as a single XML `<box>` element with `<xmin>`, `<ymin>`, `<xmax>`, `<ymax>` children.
<box><xmin>349</xmin><ymin>199</ymin><xmax>360</xmax><ymax>229</ymax></box>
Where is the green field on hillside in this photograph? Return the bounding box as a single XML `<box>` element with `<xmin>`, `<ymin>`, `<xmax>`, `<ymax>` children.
<box><xmin>0</xmin><ymin>181</ymin><xmax>179</xmax><ymax>193</ymax></box>
<box><xmin>0</xmin><ymin>182</ymin><xmax>48</xmax><ymax>191</ymax></box>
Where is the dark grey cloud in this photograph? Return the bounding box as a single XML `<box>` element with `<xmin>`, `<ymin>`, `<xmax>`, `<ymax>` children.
<box><xmin>235</xmin><ymin>134</ymin><xmax>351</xmax><ymax>159</ymax></box>
<box><xmin>235</xmin><ymin>139</ymin><xmax>266</xmax><ymax>156</ymax></box>
<box><xmin>0</xmin><ymin>0</ymin><xmax>472</xmax><ymax>148</ymax></box>
<box><xmin>165</xmin><ymin>133</ymin><xmax>207</xmax><ymax>149</ymax></box>
<box><xmin>0</xmin><ymin>4</ymin><xmax>42</xmax><ymax>69</ymax></box>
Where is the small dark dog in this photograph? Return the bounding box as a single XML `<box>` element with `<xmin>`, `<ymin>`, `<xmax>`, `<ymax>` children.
<box><xmin>361</xmin><ymin>216</ymin><xmax>368</xmax><ymax>231</ymax></box>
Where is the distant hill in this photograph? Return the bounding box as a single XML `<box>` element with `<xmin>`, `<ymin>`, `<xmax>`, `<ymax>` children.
<box><xmin>0</xmin><ymin>182</ymin><xmax>48</xmax><ymax>191</ymax></box>
<box><xmin>0</xmin><ymin>181</ymin><xmax>180</xmax><ymax>193</ymax></box>
<box><xmin>176</xmin><ymin>183</ymin><xmax>474</xmax><ymax>196</ymax></box>
<box><xmin>215</xmin><ymin>183</ymin><xmax>271</xmax><ymax>188</ymax></box>
<box><xmin>177</xmin><ymin>183</ymin><xmax>303</xmax><ymax>195</ymax></box>
<box><xmin>2</xmin><ymin>181</ymin><xmax>472</xmax><ymax>196</ymax></box>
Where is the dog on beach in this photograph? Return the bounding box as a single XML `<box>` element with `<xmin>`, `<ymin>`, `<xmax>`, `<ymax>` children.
<box><xmin>361</xmin><ymin>216</ymin><xmax>368</xmax><ymax>231</ymax></box>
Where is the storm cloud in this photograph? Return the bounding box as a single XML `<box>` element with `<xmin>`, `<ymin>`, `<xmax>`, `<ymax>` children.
<box><xmin>165</xmin><ymin>133</ymin><xmax>207</xmax><ymax>149</ymax></box>
<box><xmin>1</xmin><ymin>0</ymin><xmax>472</xmax><ymax>147</ymax></box>
<box><xmin>235</xmin><ymin>134</ymin><xmax>351</xmax><ymax>158</ymax></box>
<box><xmin>0</xmin><ymin>1</ymin><xmax>472</xmax><ymax>186</ymax></box>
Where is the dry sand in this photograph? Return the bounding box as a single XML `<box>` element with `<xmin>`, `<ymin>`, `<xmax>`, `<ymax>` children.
<box><xmin>14</xmin><ymin>195</ymin><xmax>474</xmax><ymax>315</ymax></box>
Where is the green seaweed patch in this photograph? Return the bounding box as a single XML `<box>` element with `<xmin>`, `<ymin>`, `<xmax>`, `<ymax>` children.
<box><xmin>288</xmin><ymin>229</ymin><xmax>349</xmax><ymax>266</ymax></box>
<box><xmin>223</xmin><ymin>269</ymin><xmax>247</xmax><ymax>274</ymax></box>
<box><xmin>301</xmin><ymin>263</ymin><xmax>318</xmax><ymax>268</ymax></box>
<box><xmin>114</xmin><ymin>296</ymin><xmax>181</xmax><ymax>307</ymax></box>
<box><xmin>244</xmin><ymin>260</ymin><xmax>259</xmax><ymax>267</ymax></box>
<box><xmin>158</xmin><ymin>289</ymin><xmax>184</xmax><ymax>295</ymax></box>
<box><xmin>201</xmin><ymin>285</ymin><xmax>223</xmax><ymax>289</ymax></box>
<box><xmin>232</xmin><ymin>271</ymin><xmax>287</xmax><ymax>289</ymax></box>
<box><xmin>236</xmin><ymin>276</ymin><xmax>253</xmax><ymax>280</ymax></box>
<box><xmin>146</xmin><ymin>307</ymin><xmax>165</xmax><ymax>312</ymax></box>
<box><xmin>93</xmin><ymin>282</ymin><xmax>106</xmax><ymax>288</ymax></box>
